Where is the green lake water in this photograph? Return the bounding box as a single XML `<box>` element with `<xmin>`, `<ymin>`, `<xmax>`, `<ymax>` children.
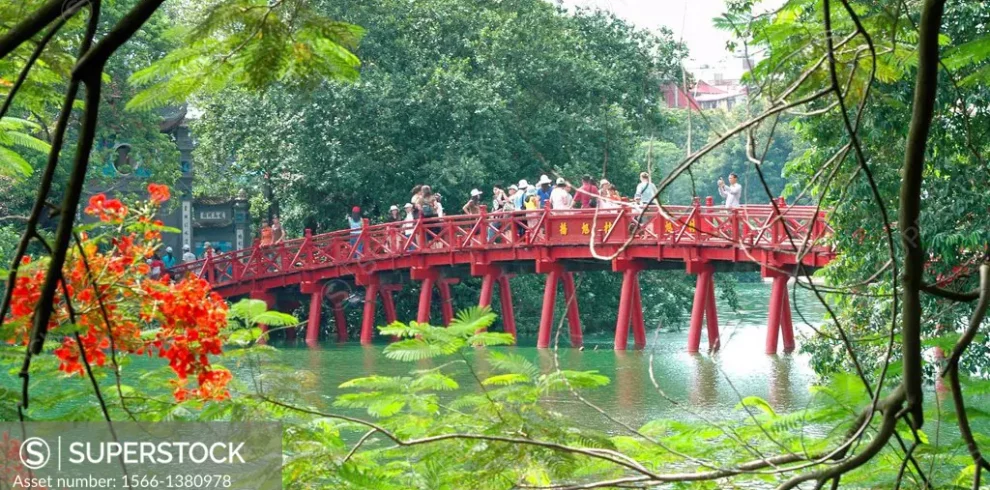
<box><xmin>268</xmin><ymin>281</ymin><xmax>827</xmax><ymax>427</ymax></box>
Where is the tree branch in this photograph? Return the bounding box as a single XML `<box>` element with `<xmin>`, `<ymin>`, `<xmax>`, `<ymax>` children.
<box><xmin>897</xmin><ymin>0</ymin><xmax>947</xmax><ymax>430</ymax></box>
<box><xmin>0</xmin><ymin>0</ymin><xmax>70</xmax><ymax>60</ymax></box>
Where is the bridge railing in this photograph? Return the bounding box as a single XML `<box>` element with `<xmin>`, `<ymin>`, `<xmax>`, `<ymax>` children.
<box><xmin>169</xmin><ymin>202</ymin><xmax>833</xmax><ymax>287</ymax></box>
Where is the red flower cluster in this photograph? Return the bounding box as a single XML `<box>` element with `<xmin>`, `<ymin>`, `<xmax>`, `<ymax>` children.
<box><xmin>85</xmin><ymin>194</ymin><xmax>128</xmax><ymax>223</ymax></box>
<box><xmin>6</xmin><ymin>184</ymin><xmax>232</xmax><ymax>402</ymax></box>
<box><xmin>148</xmin><ymin>183</ymin><xmax>170</xmax><ymax>204</ymax></box>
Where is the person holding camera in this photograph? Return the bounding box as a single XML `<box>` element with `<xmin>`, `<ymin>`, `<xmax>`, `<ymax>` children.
<box><xmin>718</xmin><ymin>173</ymin><xmax>742</xmax><ymax>208</ymax></box>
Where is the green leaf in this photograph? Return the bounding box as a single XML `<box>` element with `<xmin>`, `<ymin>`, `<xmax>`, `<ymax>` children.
<box><xmin>251</xmin><ymin>311</ymin><xmax>298</xmax><ymax>327</ymax></box>
<box><xmin>481</xmin><ymin>373</ymin><xmax>530</xmax><ymax>386</ymax></box>
<box><xmin>410</xmin><ymin>372</ymin><xmax>459</xmax><ymax>391</ymax></box>
<box><xmin>735</xmin><ymin>396</ymin><xmax>777</xmax><ymax>418</ymax></box>
<box><xmin>0</xmin><ymin>146</ymin><xmax>34</xmax><ymax>177</ymax></box>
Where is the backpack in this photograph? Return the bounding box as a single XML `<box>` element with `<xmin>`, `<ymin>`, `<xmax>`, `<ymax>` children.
<box><xmin>421</xmin><ymin>199</ymin><xmax>437</xmax><ymax>217</ymax></box>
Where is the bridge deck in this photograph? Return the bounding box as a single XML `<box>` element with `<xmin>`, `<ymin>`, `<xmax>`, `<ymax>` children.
<box><xmin>171</xmin><ymin>204</ymin><xmax>834</xmax><ymax>298</ymax></box>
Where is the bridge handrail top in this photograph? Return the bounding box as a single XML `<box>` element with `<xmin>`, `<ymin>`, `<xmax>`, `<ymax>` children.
<box><xmin>168</xmin><ymin>204</ymin><xmax>830</xmax><ymax>274</ymax></box>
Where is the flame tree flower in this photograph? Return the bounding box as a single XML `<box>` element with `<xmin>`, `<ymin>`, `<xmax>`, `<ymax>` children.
<box><xmin>2</xmin><ymin>184</ymin><xmax>232</xmax><ymax>402</ymax></box>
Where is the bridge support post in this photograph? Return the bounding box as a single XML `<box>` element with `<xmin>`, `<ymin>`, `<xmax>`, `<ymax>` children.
<box><xmin>479</xmin><ymin>272</ymin><xmax>496</xmax><ymax>308</ymax></box>
<box><xmin>561</xmin><ymin>272</ymin><xmax>583</xmax><ymax>348</ymax></box>
<box><xmin>537</xmin><ymin>268</ymin><xmax>560</xmax><ymax>349</ymax></box>
<box><xmin>630</xmin><ymin>274</ymin><xmax>645</xmax><ymax>348</ymax></box>
<box><xmin>417</xmin><ymin>278</ymin><xmax>434</xmax><ymax>324</ymax></box>
<box><xmin>763</xmin><ymin>267</ymin><xmax>794</xmax><ymax>354</ymax></box>
<box><xmin>331</xmin><ymin>294</ymin><xmax>348</xmax><ymax>343</ymax></box>
<box><xmin>613</xmin><ymin>260</ymin><xmax>645</xmax><ymax>350</ymax></box>
<box><xmin>412</xmin><ymin>268</ymin><xmax>438</xmax><ymax>325</ymax></box>
<box><xmin>781</xmin><ymin>291</ymin><xmax>795</xmax><ymax>353</ymax></box>
<box><xmin>439</xmin><ymin>279</ymin><xmax>455</xmax><ymax>326</ymax></box>
<box><xmin>472</xmin><ymin>264</ymin><xmax>518</xmax><ymax>340</ymax></box>
<box><xmin>249</xmin><ymin>290</ymin><xmax>275</xmax><ymax>344</ymax></box>
<box><xmin>536</xmin><ymin>269</ymin><xmax>560</xmax><ymax>349</ymax></box>
<box><xmin>705</xmin><ymin>278</ymin><xmax>720</xmax><ymax>351</ymax></box>
<box><xmin>381</xmin><ymin>286</ymin><xmax>400</xmax><ymax>325</ymax></box>
<box><xmin>357</xmin><ymin>274</ymin><xmax>380</xmax><ymax>345</ymax></box>
<box><xmin>301</xmin><ymin>281</ymin><xmax>326</xmax><ymax>345</ymax></box>
<box><xmin>497</xmin><ymin>275</ymin><xmax>517</xmax><ymax>338</ymax></box>
<box><xmin>306</xmin><ymin>292</ymin><xmax>322</xmax><ymax>344</ymax></box>
<box><xmin>536</xmin><ymin>262</ymin><xmax>582</xmax><ymax>349</ymax></box>
<box><xmin>687</xmin><ymin>261</ymin><xmax>718</xmax><ymax>353</ymax></box>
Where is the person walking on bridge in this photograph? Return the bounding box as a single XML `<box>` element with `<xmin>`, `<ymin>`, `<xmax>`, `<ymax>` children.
<box><xmin>181</xmin><ymin>245</ymin><xmax>195</xmax><ymax>263</ymax></box>
<box><xmin>503</xmin><ymin>185</ymin><xmax>518</xmax><ymax>212</ymax></box>
<box><xmin>347</xmin><ymin>206</ymin><xmax>364</xmax><ymax>255</ymax></box>
<box><xmin>417</xmin><ymin>186</ymin><xmax>438</xmax><ymax>218</ymax></box>
<box><xmin>536</xmin><ymin>175</ymin><xmax>553</xmax><ymax>208</ymax></box>
<box><xmin>259</xmin><ymin>220</ymin><xmax>273</xmax><ymax>246</ymax></box>
<box><xmin>634</xmin><ymin>172</ymin><xmax>657</xmax><ymax>207</ymax></box>
<box><xmin>272</xmin><ymin>216</ymin><xmax>284</xmax><ymax>243</ymax></box>
<box><xmin>463</xmin><ymin>189</ymin><xmax>483</xmax><ymax>214</ymax></box>
<box><xmin>514</xmin><ymin>179</ymin><xmax>529</xmax><ymax>211</ymax></box>
<box><xmin>402</xmin><ymin>203</ymin><xmax>416</xmax><ymax>235</ymax></box>
<box><xmin>574</xmin><ymin>174</ymin><xmax>598</xmax><ymax>209</ymax></box>
<box><xmin>388</xmin><ymin>205</ymin><xmax>402</xmax><ymax>222</ymax></box>
<box><xmin>718</xmin><ymin>173</ymin><xmax>742</xmax><ymax>208</ymax></box>
<box><xmin>162</xmin><ymin>246</ymin><xmax>176</xmax><ymax>269</ymax></box>
<box><xmin>550</xmin><ymin>177</ymin><xmax>573</xmax><ymax>209</ymax></box>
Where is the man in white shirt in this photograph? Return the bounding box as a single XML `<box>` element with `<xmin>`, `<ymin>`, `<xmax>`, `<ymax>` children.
<box><xmin>549</xmin><ymin>177</ymin><xmax>573</xmax><ymax>209</ymax></box>
<box><xmin>181</xmin><ymin>245</ymin><xmax>196</xmax><ymax>263</ymax></box>
<box><xmin>634</xmin><ymin>172</ymin><xmax>657</xmax><ymax>206</ymax></box>
<box><xmin>718</xmin><ymin>173</ymin><xmax>742</xmax><ymax>208</ymax></box>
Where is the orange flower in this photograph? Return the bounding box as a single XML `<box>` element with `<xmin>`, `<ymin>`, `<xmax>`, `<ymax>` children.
<box><xmin>147</xmin><ymin>183</ymin><xmax>170</xmax><ymax>204</ymax></box>
<box><xmin>7</xmin><ymin>190</ymin><xmax>231</xmax><ymax>402</ymax></box>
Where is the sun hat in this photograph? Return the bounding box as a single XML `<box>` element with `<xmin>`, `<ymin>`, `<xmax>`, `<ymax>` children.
<box><xmin>508</xmin><ymin>184</ymin><xmax>518</xmax><ymax>191</ymax></box>
<box><xmin>165</xmin><ymin>246</ymin><xmax>173</xmax><ymax>253</ymax></box>
<box><xmin>538</xmin><ymin>175</ymin><xmax>552</xmax><ymax>185</ymax></box>
<box><xmin>390</xmin><ymin>205</ymin><xmax>399</xmax><ymax>211</ymax></box>
<box><xmin>518</xmin><ymin>179</ymin><xmax>529</xmax><ymax>189</ymax></box>
<box><xmin>404</xmin><ymin>203</ymin><xmax>414</xmax><ymax>208</ymax></box>
<box><xmin>556</xmin><ymin>177</ymin><xmax>566</xmax><ymax>185</ymax></box>
<box><xmin>470</xmin><ymin>189</ymin><xmax>483</xmax><ymax>197</ymax></box>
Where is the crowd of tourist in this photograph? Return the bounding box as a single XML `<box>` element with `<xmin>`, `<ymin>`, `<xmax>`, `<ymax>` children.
<box><xmin>168</xmin><ymin>171</ymin><xmax>742</xmax><ymax>266</ymax></box>
<box><xmin>348</xmin><ymin>171</ymin><xmax>731</xmax><ymax>232</ymax></box>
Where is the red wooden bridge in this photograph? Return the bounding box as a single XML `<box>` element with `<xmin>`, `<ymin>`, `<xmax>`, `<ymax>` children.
<box><xmin>171</xmin><ymin>198</ymin><xmax>834</xmax><ymax>354</ymax></box>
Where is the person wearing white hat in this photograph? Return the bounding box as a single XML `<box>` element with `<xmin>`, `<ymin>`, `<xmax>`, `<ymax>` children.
<box><xmin>514</xmin><ymin>180</ymin><xmax>529</xmax><ymax>210</ymax></box>
<box><xmin>537</xmin><ymin>175</ymin><xmax>553</xmax><ymax>208</ymax></box>
<box><xmin>550</xmin><ymin>177</ymin><xmax>574</xmax><ymax>209</ymax></box>
<box><xmin>162</xmin><ymin>246</ymin><xmax>176</xmax><ymax>269</ymax></box>
<box><xmin>402</xmin><ymin>203</ymin><xmax>416</xmax><ymax>237</ymax></box>
<box><xmin>504</xmin><ymin>185</ymin><xmax>518</xmax><ymax>212</ymax></box>
<box><xmin>463</xmin><ymin>188</ymin><xmax>483</xmax><ymax>215</ymax></box>
<box><xmin>181</xmin><ymin>244</ymin><xmax>195</xmax><ymax>263</ymax></box>
<box><xmin>388</xmin><ymin>204</ymin><xmax>402</xmax><ymax>222</ymax></box>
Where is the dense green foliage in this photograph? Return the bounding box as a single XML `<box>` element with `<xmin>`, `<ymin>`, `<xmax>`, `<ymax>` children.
<box><xmin>191</xmin><ymin>0</ymin><xmax>686</xmax><ymax>224</ymax></box>
<box><xmin>5</xmin><ymin>0</ymin><xmax>990</xmax><ymax>487</ymax></box>
<box><xmin>761</xmin><ymin>1</ymin><xmax>990</xmax><ymax>379</ymax></box>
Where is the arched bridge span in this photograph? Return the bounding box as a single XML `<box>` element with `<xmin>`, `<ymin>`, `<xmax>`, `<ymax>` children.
<box><xmin>171</xmin><ymin>199</ymin><xmax>834</xmax><ymax>353</ymax></box>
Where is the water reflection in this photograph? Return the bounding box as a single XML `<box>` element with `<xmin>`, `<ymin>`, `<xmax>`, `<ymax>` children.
<box><xmin>614</xmin><ymin>350</ymin><xmax>644</xmax><ymax>410</ymax></box>
<box><xmin>362</xmin><ymin>344</ymin><xmax>377</xmax><ymax>373</ymax></box>
<box><xmin>258</xmin><ymin>283</ymin><xmax>825</xmax><ymax>427</ymax></box>
<box><xmin>769</xmin><ymin>355</ymin><xmax>794</xmax><ymax>409</ymax></box>
<box><xmin>689</xmin><ymin>354</ymin><xmax>718</xmax><ymax>408</ymax></box>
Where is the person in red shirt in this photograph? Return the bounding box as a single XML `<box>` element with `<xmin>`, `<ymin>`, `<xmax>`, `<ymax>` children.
<box><xmin>574</xmin><ymin>174</ymin><xmax>599</xmax><ymax>209</ymax></box>
<box><xmin>149</xmin><ymin>254</ymin><xmax>166</xmax><ymax>280</ymax></box>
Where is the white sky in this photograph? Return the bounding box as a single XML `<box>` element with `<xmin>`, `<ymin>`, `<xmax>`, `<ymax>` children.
<box><xmin>557</xmin><ymin>0</ymin><xmax>780</xmax><ymax>77</ymax></box>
